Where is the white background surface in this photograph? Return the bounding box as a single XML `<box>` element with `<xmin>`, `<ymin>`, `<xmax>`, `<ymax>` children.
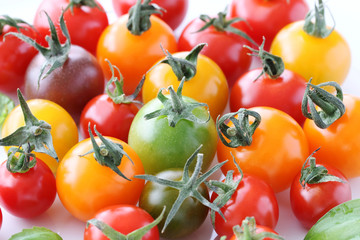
<box><xmin>1</xmin><ymin>0</ymin><xmax>360</xmax><ymax>239</ymax></box>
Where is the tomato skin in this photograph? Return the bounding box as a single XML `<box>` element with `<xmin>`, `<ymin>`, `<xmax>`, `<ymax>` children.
<box><xmin>178</xmin><ymin>17</ymin><xmax>252</xmax><ymax>88</ymax></box>
<box><xmin>111</xmin><ymin>0</ymin><xmax>188</xmax><ymax>30</ymax></box>
<box><xmin>229</xmin><ymin>225</ymin><xmax>279</xmax><ymax>240</ymax></box>
<box><xmin>0</xmin><ymin>159</ymin><xmax>56</xmax><ymax>218</ymax></box>
<box><xmin>128</xmin><ymin>96</ymin><xmax>217</xmax><ymax>175</ymax></box>
<box><xmin>0</xmin><ymin>208</ymin><xmax>2</xmax><ymax>229</ymax></box>
<box><xmin>0</xmin><ymin>24</ymin><xmax>39</xmax><ymax>93</ymax></box>
<box><xmin>270</xmin><ymin>21</ymin><xmax>351</xmax><ymax>87</ymax></box>
<box><xmin>56</xmin><ymin>136</ymin><xmax>145</xmax><ymax>222</ymax></box>
<box><xmin>33</xmin><ymin>0</ymin><xmax>109</xmax><ymax>56</ymax></box>
<box><xmin>230</xmin><ymin>68</ymin><xmax>307</xmax><ymax>126</ymax></box>
<box><xmin>24</xmin><ymin>45</ymin><xmax>105</xmax><ymax>123</ymax></box>
<box><xmin>1</xmin><ymin>99</ymin><xmax>79</xmax><ymax>173</ymax></box>
<box><xmin>84</xmin><ymin>204</ymin><xmax>159</xmax><ymax>240</ymax></box>
<box><xmin>79</xmin><ymin>94</ymin><xmax>139</xmax><ymax>142</ymax></box>
<box><xmin>303</xmin><ymin>95</ymin><xmax>360</xmax><ymax>178</ymax></box>
<box><xmin>229</xmin><ymin>0</ymin><xmax>309</xmax><ymax>51</ymax></box>
<box><xmin>97</xmin><ymin>14</ymin><xmax>177</xmax><ymax>95</ymax></box>
<box><xmin>211</xmin><ymin>174</ymin><xmax>279</xmax><ymax>238</ymax></box>
<box><xmin>142</xmin><ymin>52</ymin><xmax>229</xmax><ymax>121</ymax></box>
<box><xmin>290</xmin><ymin>164</ymin><xmax>351</xmax><ymax>229</ymax></box>
<box><xmin>217</xmin><ymin>107</ymin><xmax>309</xmax><ymax>193</ymax></box>
<box><xmin>139</xmin><ymin>170</ymin><xmax>209</xmax><ymax>239</ymax></box>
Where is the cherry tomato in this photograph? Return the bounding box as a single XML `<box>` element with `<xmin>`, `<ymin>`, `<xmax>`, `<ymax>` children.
<box><xmin>0</xmin><ymin>158</ymin><xmax>56</xmax><ymax>218</ymax></box>
<box><xmin>96</xmin><ymin>14</ymin><xmax>177</xmax><ymax>95</ymax></box>
<box><xmin>303</xmin><ymin>94</ymin><xmax>360</xmax><ymax>178</ymax></box>
<box><xmin>177</xmin><ymin>15</ymin><xmax>252</xmax><ymax>88</ymax></box>
<box><xmin>230</xmin><ymin>68</ymin><xmax>307</xmax><ymax>126</ymax></box>
<box><xmin>142</xmin><ymin>52</ymin><xmax>228</xmax><ymax>121</ymax></box>
<box><xmin>217</xmin><ymin>107</ymin><xmax>309</xmax><ymax>193</ymax></box>
<box><xmin>84</xmin><ymin>204</ymin><xmax>159</xmax><ymax>240</ymax></box>
<box><xmin>33</xmin><ymin>0</ymin><xmax>109</xmax><ymax>56</ymax></box>
<box><xmin>56</xmin><ymin>136</ymin><xmax>145</xmax><ymax>222</ymax></box>
<box><xmin>229</xmin><ymin>0</ymin><xmax>309</xmax><ymax>51</ymax></box>
<box><xmin>1</xmin><ymin>99</ymin><xmax>78</xmax><ymax>173</ymax></box>
<box><xmin>229</xmin><ymin>225</ymin><xmax>280</xmax><ymax>240</ymax></box>
<box><xmin>111</xmin><ymin>0</ymin><xmax>188</xmax><ymax>30</ymax></box>
<box><xmin>211</xmin><ymin>174</ymin><xmax>279</xmax><ymax>238</ymax></box>
<box><xmin>0</xmin><ymin>19</ymin><xmax>39</xmax><ymax>93</ymax></box>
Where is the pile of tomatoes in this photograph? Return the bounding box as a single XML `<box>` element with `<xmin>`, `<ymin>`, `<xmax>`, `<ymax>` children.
<box><xmin>0</xmin><ymin>0</ymin><xmax>359</xmax><ymax>239</ymax></box>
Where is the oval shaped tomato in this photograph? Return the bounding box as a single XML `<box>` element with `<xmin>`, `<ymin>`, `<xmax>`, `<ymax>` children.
<box><xmin>303</xmin><ymin>94</ymin><xmax>360</xmax><ymax>178</ymax></box>
<box><xmin>111</xmin><ymin>0</ymin><xmax>188</xmax><ymax>30</ymax></box>
<box><xmin>230</xmin><ymin>68</ymin><xmax>307</xmax><ymax>126</ymax></box>
<box><xmin>97</xmin><ymin>14</ymin><xmax>177</xmax><ymax>95</ymax></box>
<box><xmin>84</xmin><ymin>204</ymin><xmax>159</xmax><ymax>240</ymax></box>
<box><xmin>33</xmin><ymin>0</ymin><xmax>109</xmax><ymax>56</ymax></box>
<box><xmin>0</xmin><ymin>158</ymin><xmax>56</xmax><ymax>218</ymax></box>
<box><xmin>270</xmin><ymin>21</ymin><xmax>351</xmax><ymax>87</ymax></box>
<box><xmin>56</xmin><ymin>136</ymin><xmax>145</xmax><ymax>222</ymax></box>
<box><xmin>178</xmin><ymin>16</ymin><xmax>252</xmax><ymax>88</ymax></box>
<box><xmin>1</xmin><ymin>99</ymin><xmax>78</xmax><ymax>173</ymax></box>
<box><xmin>211</xmin><ymin>174</ymin><xmax>279</xmax><ymax>238</ymax></box>
<box><xmin>139</xmin><ymin>169</ymin><xmax>209</xmax><ymax>239</ymax></box>
<box><xmin>217</xmin><ymin>107</ymin><xmax>309</xmax><ymax>193</ymax></box>
<box><xmin>290</xmin><ymin>163</ymin><xmax>351</xmax><ymax>229</ymax></box>
<box><xmin>229</xmin><ymin>0</ymin><xmax>309</xmax><ymax>51</ymax></box>
<box><xmin>142</xmin><ymin>52</ymin><xmax>228</xmax><ymax>121</ymax></box>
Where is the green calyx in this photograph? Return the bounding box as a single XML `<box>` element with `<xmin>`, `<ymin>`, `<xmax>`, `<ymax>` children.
<box><xmin>301</xmin><ymin>79</ymin><xmax>345</xmax><ymax>129</ymax></box>
<box><xmin>157</xmin><ymin>43</ymin><xmax>206</xmax><ymax>81</ymax></box>
<box><xmin>300</xmin><ymin>148</ymin><xmax>346</xmax><ymax>188</ymax></box>
<box><xmin>81</xmin><ymin>124</ymin><xmax>134</xmax><ymax>180</ymax></box>
<box><xmin>0</xmin><ymin>93</ymin><xmax>14</xmax><ymax>127</ymax></box>
<box><xmin>0</xmin><ymin>15</ymin><xmax>31</xmax><ymax>35</ymax></box>
<box><xmin>244</xmin><ymin>37</ymin><xmax>285</xmax><ymax>80</ymax></box>
<box><xmin>196</xmin><ymin>8</ymin><xmax>256</xmax><ymax>46</ymax></box>
<box><xmin>144</xmin><ymin>77</ymin><xmax>210</xmax><ymax>127</ymax></box>
<box><xmin>135</xmin><ymin>145</ymin><xmax>227</xmax><ymax>233</ymax></box>
<box><xmin>206</xmin><ymin>153</ymin><xmax>243</xmax><ymax>227</ymax></box>
<box><xmin>86</xmin><ymin>206</ymin><xmax>166</xmax><ymax>240</ymax></box>
<box><xmin>303</xmin><ymin>0</ymin><xmax>334</xmax><ymax>38</ymax></box>
<box><xmin>4</xmin><ymin>11</ymin><xmax>70</xmax><ymax>89</ymax></box>
<box><xmin>105</xmin><ymin>59</ymin><xmax>144</xmax><ymax>105</ymax></box>
<box><xmin>6</xmin><ymin>144</ymin><xmax>36</xmax><ymax>173</ymax></box>
<box><xmin>65</xmin><ymin>0</ymin><xmax>101</xmax><ymax>13</ymax></box>
<box><xmin>127</xmin><ymin>0</ymin><xmax>164</xmax><ymax>36</ymax></box>
<box><xmin>216</xmin><ymin>108</ymin><xmax>261</xmax><ymax>148</ymax></box>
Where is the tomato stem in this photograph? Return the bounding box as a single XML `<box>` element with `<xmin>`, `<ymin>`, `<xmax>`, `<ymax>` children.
<box><xmin>0</xmin><ymin>15</ymin><xmax>31</xmax><ymax>35</ymax></box>
<box><xmin>303</xmin><ymin>0</ymin><xmax>334</xmax><ymax>38</ymax></box>
<box><xmin>65</xmin><ymin>0</ymin><xmax>101</xmax><ymax>14</ymax></box>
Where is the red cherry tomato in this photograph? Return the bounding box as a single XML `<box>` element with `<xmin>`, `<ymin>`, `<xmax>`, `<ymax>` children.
<box><xmin>0</xmin><ymin>159</ymin><xmax>56</xmax><ymax>218</ymax></box>
<box><xmin>229</xmin><ymin>0</ymin><xmax>309</xmax><ymax>51</ymax></box>
<box><xmin>111</xmin><ymin>0</ymin><xmax>189</xmax><ymax>30</ymax></box>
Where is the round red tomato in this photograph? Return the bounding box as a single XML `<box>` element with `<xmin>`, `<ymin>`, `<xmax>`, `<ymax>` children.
<box><xmin>211</xmin><ymin>174</ymin><xmax>279</xmax><ymax>238</ymax></box>
<box><xmin>290</xmin><ymin>163</ymin><xmax>351</xmax><ymax>229</ymax></box>
<box><xmin>0</xmin><ymin>158</ymin><xmax>56</xmax><ymax>218</ymax></box>
<box><xmin>84</xmin><ymin>204</ymin><xmax>159</xmax><ymax>240</ymax></box>
<box><xmin>33</xmin><ymin>0</ymin><xmax>109</xmax><ymax>56</ymax></box>
<box><xmin>230</xmin><ymin>68</ymin><xmax>307</xmax><ymax>126</ymax></box>
<box><xmin>111</xmin><ymin>0</ymin><xmax>188</xmax><ymax>30</ymax></box>
<box><xmin>229</xmin><ymin>0</ymin><xmax>309</xmax><ymax>51</ymax></box>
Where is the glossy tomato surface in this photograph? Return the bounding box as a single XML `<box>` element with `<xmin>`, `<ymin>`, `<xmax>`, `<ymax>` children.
<box><xmin>230</xmin><ymin>68</ymin><xmax>307</xmax><ymax>126</ymax></box>
<box><xmin>1</xmin><ymin>99</ymin><xmax>78</xmax><ymax>173</ymax></box>
<box><xmin>84</xmin><ymin>204</ymin><xmax>159</xmax><ymax>240</ymax></box>
<box><xmin>97</xmin><ymin>14</ymin><xmax>177</xmax><ymax>95</ymax></box>
<box><xmin>229</xmin><ymin>0</ymin><xmax>309</xmax><ymax>51</ymax></box>
<box><xmin>178</xmin><ymin>17</ymin><xmax>252</xmax><ymax>88</ymax></box>
<box><xmin>217</xmin><ymin>107</ymin><xmax>309</xmax><ymax>193</ymax></box>
<box><xmin>111</xmin><ymin>0</ymin><xmax>188</xmax><ymax>30</ymax></box>
<box><xmin>303</xmin><ymin>94</ymin><xmax>360</xmax><ymax>178</ymax></box>
<box><xmin>56</xmin><ymin>136</ymin><xmax>145</xmax><ymax>222</ymax></box>
<box><xmin>33</xmin><ymin>0</ymin><xmax>108</xmax><ymax>56</ymax></box>
<box><xmin>0</xmin><ymin>159</ymin><xmax>56</xmax><ymax>218</ymax></box>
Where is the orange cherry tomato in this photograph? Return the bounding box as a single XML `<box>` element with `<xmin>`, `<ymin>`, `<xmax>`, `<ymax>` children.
<box><xmin>56</xmin><ymin>136</ymin><xmax>145</xmax><ymax>222</ymax></box>
<box><xmin>1</xmin><ymin>99</ymin><xmax>78</xmax><ymax>173</ymax></box>
<box><xmin>142</xmin><ymin>52</ymin><xmax>229</xmax><ymax>120</ymax></box>
<box><xmin>303</xmin><ymin>94</ymin><xmax>360</xmax><ymax>178</ymax></box>
<box><xmin>96</xmin><ymin>14</ymin><xmax>177</xmax><ymax>95</ymax></box>
<box><xmin>217</xmin><ymin>107</ymin><xmax>309</xmax><ymax>193</ymax></box>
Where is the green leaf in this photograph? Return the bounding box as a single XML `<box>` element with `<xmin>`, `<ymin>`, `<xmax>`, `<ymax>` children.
<box><xmin>9</xmin><ymin>227</ymin><xmax>63</xmax><ymax>240</ymax></box>
<box><xmin>0</xmin><ymin>93</ymin><xmax>14</xmax><ymax>126</ymax></box>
